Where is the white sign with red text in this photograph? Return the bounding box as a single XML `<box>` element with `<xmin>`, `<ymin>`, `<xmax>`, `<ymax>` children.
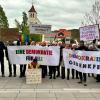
<box><xmin>7</xmin><ymin>46</ymin><xmax>60</xmax><ymax>66</ymax></box>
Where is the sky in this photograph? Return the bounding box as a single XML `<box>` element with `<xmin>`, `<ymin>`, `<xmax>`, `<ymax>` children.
<box><xmin>0</xmin><ymin>0</ymin><xmax>95</xmax><ymax>30</ymax></box>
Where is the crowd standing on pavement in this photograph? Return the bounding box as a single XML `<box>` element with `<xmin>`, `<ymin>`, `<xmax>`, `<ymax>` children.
<box><xmin>0</xmin><ymin>39</ymin><xmax>100</xmax><ymax>86</ymax></box>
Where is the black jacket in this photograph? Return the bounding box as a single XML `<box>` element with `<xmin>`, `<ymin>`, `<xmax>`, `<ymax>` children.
<box><xmin>77</xmin><ymin>45</ymin><xmax>88</xmax><ymax>51</ymax></box>
<box><xmin>0</xmin><ymin>41</ymin><xmax>5</xmax><ymax>59</ymax></box>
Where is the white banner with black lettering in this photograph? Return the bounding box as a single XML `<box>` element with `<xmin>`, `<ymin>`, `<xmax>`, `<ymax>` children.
<box><xmin>7</xmin><ymin>46</ymin><xmax>60</xmax><ymax>66</ymax></box>
<box><xmin>63</xmin><ymin>49</ymin><xmax>100</xmax><ymax>74</ymax></box>
<box><xmin>29</xmin><ymin>24</ymin><xmax>51</xmax><ymax>34</ymax></box>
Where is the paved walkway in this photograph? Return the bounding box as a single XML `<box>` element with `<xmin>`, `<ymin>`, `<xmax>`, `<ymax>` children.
<box><xmin>0</xmin><ymin>57</ymin><xmax>100</xmax><ymax>100</ymax></box>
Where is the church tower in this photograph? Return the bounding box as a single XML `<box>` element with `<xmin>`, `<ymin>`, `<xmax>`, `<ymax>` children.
<box><xmin>28</xmin><ymin>4</ymin><xmax>41</xmax><ymax>25</ymax></box>
<box><xmin>28</xmin><ymin>4</ymin><xmax>43</xmax><ymax>41</ymax></box>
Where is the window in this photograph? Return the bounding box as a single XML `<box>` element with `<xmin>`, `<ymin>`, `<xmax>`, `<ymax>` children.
<box><xmin>30</xmin><ymin>13</ymin><xmax>32</xmax><ymax>17</ymax></box>
<box><xmin>33</xmin><ymin>13</ymin><xmax>34</xmax><ymax>17</ymax></box>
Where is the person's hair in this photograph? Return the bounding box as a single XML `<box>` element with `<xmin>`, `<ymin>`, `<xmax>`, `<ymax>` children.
<box><xmin>80</xmin><ymin>40</ymin><xmax>84</xmax><ymax>45</ymax></box>
<box><xmin>93</xmin><ymin>39</ymin><xmax>96</xmax><ymax>44</ymax></box>
<box><xmin>32</xmin><ymin>57</ymin><xmax>37</xmax><ymax>63</ymax></box>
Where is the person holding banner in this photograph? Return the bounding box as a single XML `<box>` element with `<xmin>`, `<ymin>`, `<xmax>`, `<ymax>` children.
<box><xmin>65</xmin><ymin>44</ymin><xmax>72</xmax><ymax>80</ymax></box>
<box><xmin>19</xmin><ymin>41</ymin><xmax>30</xmax><ymax>78</ymax></box>
<box><xmin>5</xmin><ymin>41</ymin><xmax>16</xmax><ymax>77</ymax></box>
<box><xmin>49</xmin><ymin>65</ymin><xmax>56</xmax><ymax>79</ymax></box>
<box><xmin>77</xmin><ymin>41</ymin><xmax>88</xmax><ymax>86</ymax></box>
<box><xmin>39</xmin><ymin>42</ymin><xmax>47</xmax><ymax>78</ymax></box>
<box><xmin>92</xmin><ymin>39</ymin><xmax>100</xmax><ymax>82</ymax></box>
<box><xmin>71</xmin><ymin>44</ymin><xmax>79</xmax><ymax>79</ymax></box>
<box><xmin>56</xmin><ymin>43</ymin><xmax>63</xmax><ymax>77</ymax></box>
<box><xmin>0</xmin><ymin>41</ymin><xmax>6</xmax><ymax>77</ymax></box>
<box><xmin>16</xmin><ymin>39</ymin><xmax>24</xmax><ymax>78</ymax></box>
<box><xmin>48</xmin><ymin>43</ymin><xmax>57</xmax><ymax>79</ymax></box>
<box><xmin>64</xmin><ymin>44</ymin><xmax>78</xmax><ymax>80</ymax></box>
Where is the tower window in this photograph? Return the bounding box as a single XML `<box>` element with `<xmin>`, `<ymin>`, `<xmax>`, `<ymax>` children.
<box><xmin>32</xmin><ymin>13</ymin><xmax>34</xmax><ymax>17</ymax></box>
<box><xmin>30</xmin><ymin>13</ymin><xmax>34</xmax><ymax>18</ymax></box>
<box><xmin>30</xmin><ymin>13</ymin><xmax>32</xmax><ymax>17</ymax></box>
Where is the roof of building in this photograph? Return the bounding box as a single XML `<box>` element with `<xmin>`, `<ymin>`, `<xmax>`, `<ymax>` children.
<box><xmin>45</xmin><ymin>29</ymin><xmax>71</xmax><ymax>38</ymax></box>
<box><xmin>56</xmin><ymin>29</ymin><xmax>71</xmax><ymax>38</ymax></box>
<box><xmin>46</xmin><ymin>33</ymin><xmax>56</xmax><ymax>37</ymax></box>
<box><xmin>0</xmin><ymin>28</ymin><xmax>19</xmax><ymax>43</ymax></box>
<box><xmin>28</xmin><ymin>5</ymin><xmax>37</xmax><ymax>13</ymax></box>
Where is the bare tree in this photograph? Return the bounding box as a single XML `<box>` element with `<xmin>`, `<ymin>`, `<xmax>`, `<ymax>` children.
<box><xmin>82</xmin><ymin>0</ymin><xmax>100</xmax><ymax>26</ymax></box>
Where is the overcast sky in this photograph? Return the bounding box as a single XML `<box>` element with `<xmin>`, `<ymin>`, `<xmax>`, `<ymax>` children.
<box><xmin>0</xmin><ymin>0</ymin><xmax>95</xmax><ymax>30</ymax></box>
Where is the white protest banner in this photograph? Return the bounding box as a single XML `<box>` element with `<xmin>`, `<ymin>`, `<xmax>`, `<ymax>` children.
<box><xmin>7</xmin><ymin>46</ymin><xmax>60</xmax><ymax>66</ymax></box>
<box><xmin>80</xmin><ymin>24</ymin><xmax>99</xmax><ymax>41</ymax></box>
<box><xmin>29</xmin><ymin>24</ymin><xmax>51</xmax><ymax>34</ymax></box>
<box><xmin>63</xmin><ymin>49</ymin><xmax>100</xmax><ymax>74</ymax></box>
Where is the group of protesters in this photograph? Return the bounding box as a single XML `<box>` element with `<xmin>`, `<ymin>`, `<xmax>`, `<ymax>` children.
<box><xmin>0</xmin><ymin>39</ymin><xmax>100</xmax><ymax>86</ymax></box>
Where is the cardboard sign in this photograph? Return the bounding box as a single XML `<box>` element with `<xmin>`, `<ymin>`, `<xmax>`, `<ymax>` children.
<box><xmin>26</xmin><ymin>68</ymin><xmax>42</xmax><ymax>84</ymax></box>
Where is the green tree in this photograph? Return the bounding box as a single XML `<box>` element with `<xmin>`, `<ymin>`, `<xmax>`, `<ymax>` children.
<box><xmin>70</xmin><ymin>29</ymin><xmax>80</xmax><ymax>42</ymax></box>
<box><xmin>15</xmin><ymin>12</ymin><xmax>29</xmax><ymax>34</ymax></box>
<box><xmin>15</xmin><ymin>12</ymin><xmax>30</xmax><ymax>43</ymax></box>
<box><xmin>15</xmin><ymin>11</ymin><xmax>42</xmax><ymax>42</ymax></box>
<box><xmin>21</xmin><ymin>12</ymin><xmax>29</xmax><ymax>34</ymax></box>
<box><xmin>30</xmin><ymin>34</ymin><xmax>42</xmax><ymax>42</ymax></box>
<box><xmin>0</xmin><ymin>5</ymin><xmax>9</xmax><ymax>28</ymax></box>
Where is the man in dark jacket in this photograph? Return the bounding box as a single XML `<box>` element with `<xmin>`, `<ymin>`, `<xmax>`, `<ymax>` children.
<box><xmin>57</xmin><ymin>44</ymin><xmax>64</xmax><ymax>77</ymax></box>
<box><xmin>77</xmin><ymin>41</ymin><xmax>88</xmax><ymax>86</ymax></box>
<box><xmin>39</xmin><ymin>42</ymin><xmax>47</xmax><ymax>78</ymax></box>
<box><xmin>0</xmin><ymin>41</ymin><xmax>6</xmax><ymax>77</ymax></box>
<box><xmin>5</xmin><ymin>41</ymin><xmax>16</xmax><ymax>77</ymax></box>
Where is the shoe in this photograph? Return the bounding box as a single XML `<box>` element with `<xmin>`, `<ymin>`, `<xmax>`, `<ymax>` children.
<box><xmin>84</xmin><ymin>83</ymin><xmax>87</xmax><ymax>86</ymax></box>
<box><xmin>23</xmin><ymin>75</ymin><xmax>26</xmax><ymax>77</ymax></box>
<box><xmin>42</xmin><ymin>76</ymin><xmax>45</xmax><ymax>78</ymax></box>
<box><xmin>78</xmin><ymin>81</ymin><xmax>82</xmax><ymax>84</ymax></box>
<box><xmin>92</xmin><ymin>74</ymin><xmax>94</xmax><ymax>77</ymax></box>
<box><xmin>53</xmin><ymin>77</ymin><xmax>56</xmax><ymax>79</ymax></box>
<box><xmin>62</xmin><ymin>77</ymin><xmax>65</xmax><ymax>79</ymax></box>
<box><xmin>8</xmin><ymin>74</ymin><xmax>12</xmax><ymax>77</ymax></box>
<box><xmin>13</xmin><ymin>74</ymin><xmax>16</xmax><ymax>77</ymax></box>
<box><xmin>67</xmin><ymin>77</ymin><xmax>69</xmax><ymax>80</ymax></box>
<box><xmin>19</xmin><ymin>75</ymin><xmax>22</xmax><ymax>78</ymax></box>
<box><xmin>56</xmin><ymin>75</ymin><xmax>60</xmax><ymax>77</ymax></box>
<box><xmin>76</xmin><ymin>77</ymin><xmax>79</xmax><ymax>79</ymax></box>
<box><xmin>49</xmin><ymin>76</ymin><xmax>52</xmax><ymax>79</ymax></box>
<box><xmin>2</xmin><ymin>74</ymin><xmax>5</xmax><ymax>77</ymax></box>
<box><xmin>96</xmin><ymin>80</ymin><xmax>100</xmax><ymax>82</ymax></box>
<box><xmin>72</xmin><ymin>77</ymin><xmax>74</xmax><ymax>79</ymax></box>
<box><xmin>88</xmin><ymin>75</ymin><xmax>90</xmax><ymax>77</ymax></box>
